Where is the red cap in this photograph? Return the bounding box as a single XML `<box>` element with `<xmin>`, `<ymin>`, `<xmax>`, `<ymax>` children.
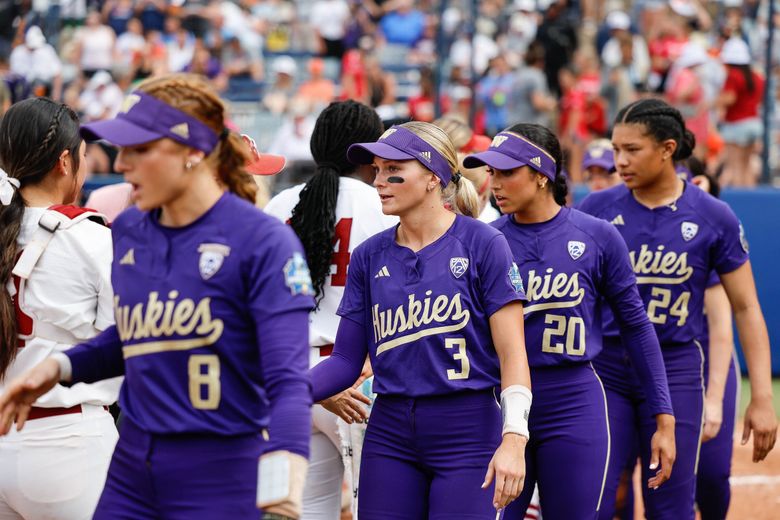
<box><xmin>242</xmin><ymin>134</ymin><xmax>287</xmax><ymax>175</ymax></box>
<box><xmin>461</xmin><ymin>134</ymin><xmax>491</xmax><ymax>153</ymax></box>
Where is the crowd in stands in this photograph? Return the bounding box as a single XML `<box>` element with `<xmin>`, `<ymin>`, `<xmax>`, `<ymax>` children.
<box><xmin>1</xmin><ymin>0</ymin><xmax>778</xmax><ymax>187</ymax></box>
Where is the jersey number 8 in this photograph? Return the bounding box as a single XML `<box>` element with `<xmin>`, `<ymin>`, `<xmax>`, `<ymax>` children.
<box><xmin>189</xmin><ymin>354</ymin><xmax>221</xmax><ymax>409</ymax></box>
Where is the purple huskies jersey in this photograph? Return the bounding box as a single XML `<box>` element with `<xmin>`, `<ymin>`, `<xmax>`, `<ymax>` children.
<box><xmin>579</xmin><ymin>183</ymin><xmax>749</xmax><ymax>345</ymax></box>
<box><xmin>110</xmin><ymin>193</ymin><xmax>314</xmax><ymax>435</ymax></box>
<box><xmin>338</xmin><ymin>215</ymin><xmax>525</xmax><ymax>396</ymax></box>
<box><xmin>492</xmin><ymin>207</ymin><xmax>639</xmax><ymax>367</ymax></box>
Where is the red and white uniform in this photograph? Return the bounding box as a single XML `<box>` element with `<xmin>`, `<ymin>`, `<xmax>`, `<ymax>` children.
<box><xmin>0</xmin><ymin>206</ymin><xmax>120</xmax><ymax>520</ymax></box>
<box><xmin>265</xmin><ymin>177</ymin><xmax>396</xmax><ymax>520</ymax></box>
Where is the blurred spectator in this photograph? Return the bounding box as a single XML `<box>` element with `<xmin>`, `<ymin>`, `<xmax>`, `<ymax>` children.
<box><xmin>365</xmin><ymin>54</ymin><xmax>397</xmax><ymax>110</ymax></box>
<box><xmin>103</xmin><ymin>0</ymin><xmax>136</xmax><ymax>36</ymax></box>
<box><xmin>0</xmin><ymin>0</ymin><xmax>20</xmax><ymax>59</ymax></box>
<box><xmin>601</xmin><ymin>10</ymin><xmax>649</xmax><ymax>88</ymax></box>
<box><xmin>601</xmin><ymin>30</ymin><xmax>639</xmax><ymax>127</ymax></box>
<box><xmin>267</xmin><ymin>97</ymin><xmax>316</xmax><ymax>162</ymax></box>
<box><xmin>536</xmin><ymin>0</ymin><xmax>578</xmax><ymax>95</ymax></box>
<box><xmin>501</xmin><ymin>0</ymin><xmax>541</xmax><ymax>61</ymax></box>
<box><xmin>582</xmin><ymin>139</ymin><xmax>619</xmax><ymax>192</ymax></box>
<box><xmin>476</xmin><ymin>55</ymin><xmax>515</xmax><ymax>136</ymax></box>
<box><xmin>186</xmin><ymin>41</ymin><xmax>227</xmax><ymax>91</ymax></box>
<box><xmin>222</xmin><ymin>36</ymin><xmax>262</xmax><ymax>81</ymax></box>
<box><xmin>310</xmin><ymin>0</ymin><xmax>350</xmax><ymax>58</ymax></box>
<box><xmin>647</xmin><ymin>11</ymin><xmax>689</xmax><ymax>92</ymax></box>
<box><xmin>666</xmin><ymin>42</ymin><xmax>710</xmax><ymax>160</ymax></box>
<box><xmin>115</xmin><ymin>17</ymin><xmax>146</xmax><ymax>71</ymax></box>
<box><xmin>10</xmin><ymin>26</ymin><xmax>62</xmax><ymax>100</ymax></box>
<box><xmin>408</xmin><ymin>67</ymin><xmax>449</xmax><ymax>123</ymax></box>
<box><xmin>78</xmin><ymin>70</ymin><xmax>124</xmax><ymax>122</ymax></box>
<box><xmin>165</xmin><ymin>17</ymin><xmax>196</xmax><ymax>73</ymax></box>
<box><xmin>508</xmin><ymin>40</ymin><xmax>556</xmax><ymax>128</ymax></box>
<box><xmin>378</xmin><ymin>0</ymin><xmax>426</xmax><ymax>47</ymax></box>
<box><xmin>73</xmin><ymin>10</ymin><xmax>116</xmax><ymax>78</ymax></box>
<box><xmin>717</xmin><ymin>37</ymin><xmax>765</xmax><ymax>187</ymax></box>
<box><xmin>297</xmin><ymin>57</ymin><xmax>336</xmax><ymax>110</ymax></box>
<box><xmin>263</xmin><ymin>55</ymin><xmax>297</xmax><ymax>114</ymax></box>
<box><xmin>340</xmin><ymin>40</ymin><xmax>369</xmax><ymax>103</ymax></box>
<box><xmin>137</xmin><ymin>0</ymin><xmax>167</xmax><ymax>33</ymax></box>
<box><xmin>0</xmin><ymin>72</ymin><xmax>10</xmax><ymax>116</ymax></box>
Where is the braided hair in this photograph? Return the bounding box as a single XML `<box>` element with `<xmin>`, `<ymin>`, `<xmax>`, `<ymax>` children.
<box><xmin>505</xmin><ymin>123</ymin><xmax>568</xmax><ymax>206</ymax></box>
<box><xmin>615</xmin><ymin>98</ymin><xmax>696</xmax><ymax>161</ymax></box>
<box><xmin>289</xmin><ymin>100</ymin><xmax>383</xmax><ymax>306</ymax></box>
<box><xmin>0</xmin><ymin>98</ymin><xmax>82</xmax><ymax>377</ymax></box>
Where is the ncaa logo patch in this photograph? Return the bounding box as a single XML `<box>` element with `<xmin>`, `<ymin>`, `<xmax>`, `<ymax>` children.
<box><xmin>739</xmin><ymin>223</ymin><xmax>749</xmax><ymax>253</ymax></box>
<box><xmin>567</xmin><ymin>241</ymin><xmax>586</xmax><ymax>260</ymax></box>
<box><xmin>198</xmin><ymin>243</ymin><xmax>230</xmax><ymax>280</ymax></box>
<box><xmin>508</xmin><ymin>262</ymin><xmax>524</xmax><ymax>293</ymax></box>
<box><xmin>449</xmin><ymin>257</ymin><xmax>469</xmax><ymax>278</ymax></box>
<box><xmin>681</xmin><ymin>221</ymin><xmax>699</xmax><ymax>242</ymax></box>
<box><xmin>284</xmin><ymin>252</ymin><xmax>314</xmax><ymax>296</ymax></box>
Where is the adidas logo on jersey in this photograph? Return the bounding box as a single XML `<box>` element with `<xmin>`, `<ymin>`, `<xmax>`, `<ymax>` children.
<box><xmin>119</xmin><ymin>248</ymin><xmax>135</xmax><ymax>265</ymax></box>
<box><xmin>419</xmin><ymin>151</ymin><xmax>431</xmax><ymax>163</ymax></box>
<box><xmin>374</xmin><ymin>266</ymin><xmax>390</xmax><ymax>278</ymax></box>
<box><xmin>611</xmin><ymin>214</ymin><xmax>625</xmax><ymax>226</ymax></box>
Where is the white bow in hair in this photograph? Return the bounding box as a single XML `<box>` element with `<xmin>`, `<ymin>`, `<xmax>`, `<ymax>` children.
<box><xmin>0</xmin><ymin>168</ymin><xmax>20</xmax><ymax>206</ymax></box>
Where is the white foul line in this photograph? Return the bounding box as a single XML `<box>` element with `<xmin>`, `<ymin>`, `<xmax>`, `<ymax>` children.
<box><xmin>730</xmin><ymin>475</ymin><xmax>780</xmax><ymax>486</ymax></box>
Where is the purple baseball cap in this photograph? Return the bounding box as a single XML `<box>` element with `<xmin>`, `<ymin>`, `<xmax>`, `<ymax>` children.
<box><xmin>463</xmin><ymin>131</ymin><xmax>557</xmax><ymax>181</ymax></box>
<box><xmin>80</xmin><ymin>92</ymin><xmax>220</xmax><ymax>153</ymax></box>
<box><xmin>582</xmin><ymin>146</ymin><xmax>615</xmax><ymax>172</ymax></box>
<box><xmin>347</xmin><ymin>126</ymin><xmax>454</xmax><ymax>187</ymax></box>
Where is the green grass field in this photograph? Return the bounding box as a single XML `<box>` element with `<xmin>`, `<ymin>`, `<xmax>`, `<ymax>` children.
<box><xmin>738</xmin><ymin>378</ymin><xmax>780</xmax><ymax>416</ymax></box>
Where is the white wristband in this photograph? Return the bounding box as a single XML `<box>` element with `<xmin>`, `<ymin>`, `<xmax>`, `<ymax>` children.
<box><xmin>50</xmin><ymin>352</ymin><xmax>72</xmax><ymax>382</ymax></box>
<box><xmin>500</xmin><ymin>385</ymin><xmax>532</xmax><ymax>439</ymax></box>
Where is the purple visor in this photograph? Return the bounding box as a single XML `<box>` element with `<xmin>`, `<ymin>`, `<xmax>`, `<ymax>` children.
<box><xmin>463</xmin><ymin>131</ymin><xmax>557</xmax><ymax>182</ymax></box>
<box><xmin>582</xmin><ymin>147</ymin><xmax>615</xmax><ymax>172</ymax></box>
<box><xmin>347</xmin><ymin>126</ymin><xmax>453</xmax><ymax>187</ymax></box>
<box><xmin>80</xmin><ymin>92</ymin><xmax>220</xmax><ymax>153</ymax></box>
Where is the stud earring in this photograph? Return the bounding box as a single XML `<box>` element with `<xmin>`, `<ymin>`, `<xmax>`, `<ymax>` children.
<box><xmin>185</xmin><ymin>161</ymin><xmax>192</xmax><ymax>170</ymax></box>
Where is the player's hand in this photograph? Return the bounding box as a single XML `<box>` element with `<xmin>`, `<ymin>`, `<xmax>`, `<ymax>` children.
<box><xmin>319</xmin><ymin>388</ymin><xmax>371</xmax><ymax>424</ymax></box>
<box><xmin>741</xmin><ymin>396</ymin><xmax>778</xmax><ymax>462</ymax></box>
<box><xmin>0</xmin><ymin>358</ymin><xmax>61</xmax><ymax>435</ymax></box>
<box><xmin>648</xmin><ymin>413</ymin><xmax>675</xmax><ymax>489</ymax></box>
<box><xmin>701</xmin><ymin>394</ymin><xmax>724</xmax><ymax>442</ymax></box>
<box><xmin>482</xmin><ymin>432</ymin><xmax>526</xmax><ymax>510</ymax></box>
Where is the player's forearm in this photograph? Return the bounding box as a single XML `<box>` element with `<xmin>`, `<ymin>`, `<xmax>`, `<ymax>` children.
<box><xmin>489</xmin><ymin>302</ymin><xmax>531</xmax><ymax>390</ymax></box>
<box><xmin>65</xmin><ymin>325</ymin><xmax>126</xmax><ymax>384</ymax></box>
<box><xmin>733</xmin><ymin>305</ymin><xmax>774</xmax><ymax>402</ymax></box>
<box><xmin>704</xmin><ymin>285</ymin><xmax>733</xmax><ymax>402</ymax></box>
<box><xmin>310</xmin><ymin>317</ymin><xmax>368</xmax><ymax>402</ymax></box>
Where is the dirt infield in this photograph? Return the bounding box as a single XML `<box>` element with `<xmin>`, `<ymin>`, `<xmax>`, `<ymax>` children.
<box><xmin>728</xmin><ymin>435</ymin><xmax>780</xmax><ymax>519</ymax></box>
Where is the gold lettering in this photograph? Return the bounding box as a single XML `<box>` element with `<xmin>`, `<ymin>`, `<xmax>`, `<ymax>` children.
<box><xmin>630</xmin><ymin>245</ymin><xmax>693</xmax><ymax>284</ymax></box>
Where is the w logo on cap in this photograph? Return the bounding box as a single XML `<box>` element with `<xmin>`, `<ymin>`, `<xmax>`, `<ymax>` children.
<box><xmin>380</xmin><ymin>128</ymin><xmax>397</xmax><ymax>140</ymax></box>
<box><xmin>419</xmin><ymin>151</ymin><xmax>431</xmax><ymax>162</ymax></box>
<box><xmin>120</xmin><ymin>94</ymin><xmax>141</xmax><ymax>114</ymax></box>
<box><xmin>491</xmin><ymin>135</ymin><xmax>509</xmax><ymax>148</ymax></box>
<box><xmin>530</xmin><ymin>156</ymin><xmax>542</xmax><ymax>168</ymax></box>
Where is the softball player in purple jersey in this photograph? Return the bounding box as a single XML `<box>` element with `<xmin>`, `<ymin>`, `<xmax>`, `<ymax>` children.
<box><xmin>464</xmin><ymin>124</ymin><xmax>674</xmax><ymax>519</ymax></box>
<box><xmin>310</xmin><ymin>122</ymin><xmax>534</xmax><ymax>518</ymax></box>
<box><xmin>578</xmin><ymin>98</ymin><xmax>777</xmax><ymax>519</ymax></box>
<box><xmin>0</xmin><ymin>74</ymin><xmax>315</xmax><ymax>520</ymax></box>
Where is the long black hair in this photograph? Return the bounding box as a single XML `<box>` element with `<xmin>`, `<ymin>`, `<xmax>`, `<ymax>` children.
<box><xmin>289</xmin><ymin>100</ymin><xmax>383</xmax><ymax>306</ymax></box>
<box><xmin>614</xmin><ymin>98</ymin><xmax>695</xmax><ymax>161</ymax></box>
<box><xmin>505</xmin><ymin>123</ymin><xmax>568</xmax><ymax>206</ymax></box>
<box><xmin>0</xmin><ymin>98</ymin><xmax>82</xmax><ymax>378</ymax></box>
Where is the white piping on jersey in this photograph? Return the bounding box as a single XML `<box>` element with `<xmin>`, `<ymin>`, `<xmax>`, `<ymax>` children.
<box><xmin>591</xmin><ymin>362</ymin><xmax>611</xmax><ymax>513</ymax></box>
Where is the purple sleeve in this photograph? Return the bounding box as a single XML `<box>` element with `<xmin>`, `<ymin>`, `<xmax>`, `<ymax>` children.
<box><xmin>310</xmin><ymin>317</ymin><xmax>368</xmax><ymax>402</ymax></box>
<box><xmin>248</xmin><ymin>227</ymin><xmax>314</xmax><ymax>457</ymax></box>
<box><xmin>712</xmin><ymin>207</ymin><xmax>749</xmax><ymax>275</ymax></box>
<box><xmin>66</xmin><ymin>325</ymin><xmax>126</xmax><ymax>384</ymax></box>
<box><xmin>706</xmin><ymin>271</ymin><xmax>721</xmax><ymax>288</ymax></box>
<box><xmin>601</xmin><ymin>227</ymin><xmax>673</xmax><ymax>416</ymax></box>
<box><xmin>479</xmin><ymin>235</ymin><xmax>527</xmax><ymax>316</ymax></box>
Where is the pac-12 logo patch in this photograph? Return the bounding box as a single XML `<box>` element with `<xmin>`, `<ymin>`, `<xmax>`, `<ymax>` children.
<box><xmin>681</xmin><ymin>221</ymin><xmax>699</xmax><ymax>242</ymax></box>
<box><xmin>567</xmin><ymin>241</ymin><xmax>586</xmax><ymax>260</ymax></box>
<box><xmin>284</xmin><ymin>252</ymin><xmax>314</xmax><ymax>296</ymax></box>
<box><xmin>198</xmin><ymin>243</ymin><xmax>231</xmax><ymax>280</ymax></box>
<box><xmin>508</xmin><ymin>262</ymin><xmax>524</xmax><ymax>293</ymax></box>
<box><xmin>449</xmin><ymin>257</ymin><xmax>469</xmax><ymax>278</ymax></box>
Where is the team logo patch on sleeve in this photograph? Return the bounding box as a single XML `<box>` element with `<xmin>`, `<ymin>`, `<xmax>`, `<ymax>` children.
<box><xmin>508</xmin><ymin>262</ymin><xmax>524</xmax><ymax>293</ymax></box>
<box><xmin>567</xmin><ymin>241</ymin><xmax>586</xmax><ymax>260</ymax></box>
<box><xmin>681</xmin><ymin>221</ymin><xmax>699</xmax><ymax>242</ymax></box>
<box><xmin>449</xmin><ymin>257</ymin><xmax>469</xmax><ymax>278</ymax></box>
<box><xmin>284</xmin><ymin>252</ymin><xmax>313</xmax><ymax>296</ymax></box>
<box><xmin>739</xmin><ymin>223</ymin><xmax>749</xmax><ymax>253</ymax></box>
<box><xmin>198</xmin><ymin>243</ymin><xmax>231</xmax><ymax>280</ymax></box>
